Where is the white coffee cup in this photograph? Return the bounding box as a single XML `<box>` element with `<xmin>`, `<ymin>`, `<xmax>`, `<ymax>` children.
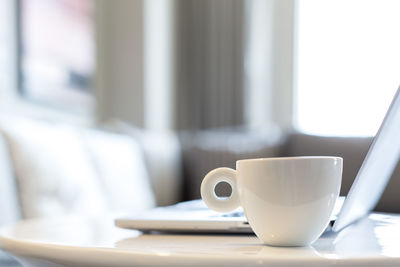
<box><xmin>201</xmin><ymin>156</ymin><xmax>342</xmax><ymax>246</ymax></box>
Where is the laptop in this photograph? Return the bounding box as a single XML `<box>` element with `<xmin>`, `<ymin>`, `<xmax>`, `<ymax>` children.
<box><xmin>115</xmin><ymin>85</ymin><xmax>400</xmax><ymax>234</ymax></box>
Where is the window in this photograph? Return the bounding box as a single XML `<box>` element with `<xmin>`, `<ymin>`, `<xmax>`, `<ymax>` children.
<box><xmin>295</xmin><ymin>0</ymin><xmax>400</xmax><ymax>136</ymax></box>
<box><xmin>0</xmin><ymin>0</ymin><xmax>8</xmax><ymax>91</ymax></box>
<box><xmin>19</xmin><ymin>0</ymin><xmax>95</xmax><ymax>112</ymax></box>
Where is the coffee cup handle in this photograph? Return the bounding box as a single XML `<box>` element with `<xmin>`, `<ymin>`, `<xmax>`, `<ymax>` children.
<box><xmin>200</xmin><ymin>167</ymin><xmax>240</xmax><ymax>213</ymax></box>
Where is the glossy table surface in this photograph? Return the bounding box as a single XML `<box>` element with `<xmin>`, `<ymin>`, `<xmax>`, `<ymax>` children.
<box><xmin>1</xmin><ymin>213</ymin><xmax>400</xmax><ymax>266</ymax></box>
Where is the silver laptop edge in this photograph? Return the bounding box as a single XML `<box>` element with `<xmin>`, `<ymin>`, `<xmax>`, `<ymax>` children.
<box><xmin>333</xmin><ymin>85</ymin><xmax>400</xmax><ymax>231</ymax></box>
<box><xmin>115</xmin><ymin>197</ymin><xmax>345</xmax><ymax>233</ymax></box>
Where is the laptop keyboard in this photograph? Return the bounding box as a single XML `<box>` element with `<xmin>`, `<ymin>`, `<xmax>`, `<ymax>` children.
<box><xmin>209</xmin><ymin>210</ymin><xmax>245</xmax><ymax>218</ymax></box>
<box><xmin>221</xmin><ymin>211</ymin><xmax>245</xmax><ymax>218</ymax></box>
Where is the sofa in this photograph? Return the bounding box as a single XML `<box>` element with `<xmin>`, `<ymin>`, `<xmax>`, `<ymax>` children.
<box><xmin>0</xmin><ymin>116</ymin><xmax>182</xmax><ymax>265</ymax></box>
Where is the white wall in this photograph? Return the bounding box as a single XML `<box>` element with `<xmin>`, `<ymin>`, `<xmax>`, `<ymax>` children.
<box><xmin>244</xmin><ymin>0</ymin><xmax>295</xmax><ymax>132</ymax></box>
<box><xmin>144</xmin><ymin>0</ymin><xmax>176</xmax><ymax>131</ymax></box>
<box><xmin>95</xmin><ymin>0</ymin><xmax>145</xmax><ymax>127</ymax></box>
<box><xmin>95</xmin><ymin>0</ymin><xmax>176</xmax><ymax>130</ymax></box>
<box><xmin>244</xmin><ymin>0</ymin><xmax>274</xmax><ymax>130</ymax></box>
<box><xmin>271</xmin><ymin>0</ymin><xmax>296</xmax><ymax>131</ymax></box>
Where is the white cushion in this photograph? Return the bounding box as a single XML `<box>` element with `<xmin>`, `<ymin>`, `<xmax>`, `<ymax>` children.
<box><xmin>80</xmin><ymin>129</ymin><xmax>155</xmax><ymax>213</ymax></box>
<box><xmin>0</xmin><ymin>118</ymin><xmax>109</xmax><ymax>218</ymax></box>
<box><xmin>103</xmin><ymin>120</ymin><xmax>182</xmax><ymax>206</ymax></box>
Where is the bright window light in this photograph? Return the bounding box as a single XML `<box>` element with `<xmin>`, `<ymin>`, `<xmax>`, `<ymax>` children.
<box><xmin>295</xmin><ymin>0</ymin><xmax>400</xmax><ymax>136</ymax></box>
<box><xmin>0</xmin><ymin>0</ymin><xmax>7</xmax><ymax>90</ymax></box>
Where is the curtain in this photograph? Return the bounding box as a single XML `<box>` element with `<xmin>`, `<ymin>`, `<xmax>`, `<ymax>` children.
<box><xmin>175</xmin><ymin>0</ymin><xmax>245</xmax><ymax>130</ymax></box>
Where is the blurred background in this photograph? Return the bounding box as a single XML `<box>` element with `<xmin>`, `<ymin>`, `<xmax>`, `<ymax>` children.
<box><xmin>1</xmin><ymin>0</ymin><xmax>400</xmax><ymax>133</ymax></box>
<box><xmin>1</xmin><ymin>0</ymin><xmax>400</xmax><ymax>229</ymax></box>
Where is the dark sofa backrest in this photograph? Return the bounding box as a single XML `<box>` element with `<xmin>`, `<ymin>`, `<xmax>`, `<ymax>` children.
<box><xmin>283</xmin><ymin>133</ymin><xmax>400</xmax><ymax>212</ymax></box>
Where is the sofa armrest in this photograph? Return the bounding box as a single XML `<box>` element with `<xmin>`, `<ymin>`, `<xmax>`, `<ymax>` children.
<box><xmin>0</xmin><ymin>133</ymin><xmax>21</xmax><ymax>225</ymax></box>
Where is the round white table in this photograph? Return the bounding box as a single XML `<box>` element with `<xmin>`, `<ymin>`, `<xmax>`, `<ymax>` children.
<box><xmin>1</xmin><ymin>213</ymin><xmax>400</xmax><ymax>267</ymax></box>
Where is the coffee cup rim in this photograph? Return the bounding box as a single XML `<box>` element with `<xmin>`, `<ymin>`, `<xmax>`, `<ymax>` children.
<box><xmin>237</xmin><ymin>156</ymin><xmax>342</xmax><ymax>164</ymax></box>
